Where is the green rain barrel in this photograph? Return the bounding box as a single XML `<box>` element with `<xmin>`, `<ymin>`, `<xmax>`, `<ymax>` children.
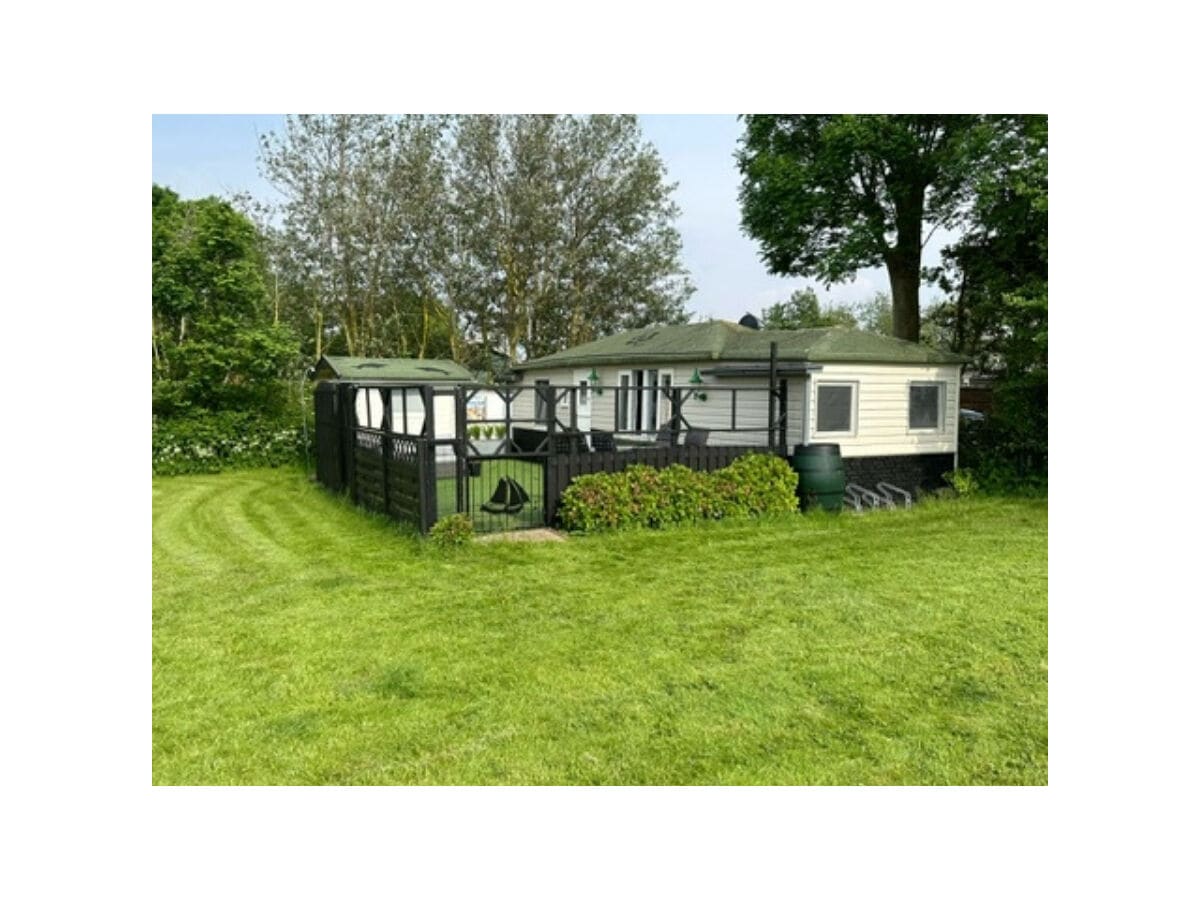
<box><xmin>790</xmin><ymin>443</ymin><xmax>845</xmax><ymax>512</ymax></box>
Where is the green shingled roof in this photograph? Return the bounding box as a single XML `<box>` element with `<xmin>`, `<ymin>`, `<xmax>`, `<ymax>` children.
<box><xmin>513</xmin><ymin>321</ymin><xmax>967</xmax><ymax>371</ymax></box>
<box><xmin>315</xmin><ymin>355</ymin><xmax>474</xmax><ymax>382</ymax></box>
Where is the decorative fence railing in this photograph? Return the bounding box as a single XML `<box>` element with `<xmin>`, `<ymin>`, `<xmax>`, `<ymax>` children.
<box><xmin>314</xmin><ymin>379</ymin><xmax>792</xmax><ymax>534</ymax></box>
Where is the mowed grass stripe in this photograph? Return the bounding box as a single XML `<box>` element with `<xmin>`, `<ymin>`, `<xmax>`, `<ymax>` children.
<box><xmin>153</xmin><ymin>467</ymin><xmax>1047</xmax><ymax>785</ymax></box>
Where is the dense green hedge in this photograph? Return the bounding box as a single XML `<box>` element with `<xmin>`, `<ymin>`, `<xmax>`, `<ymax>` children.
<box><xmin>559</xmin><ymin>453</ymin><xmax>799</xmax><ymax>533</ymax></box>
<box><xmin>958</xmin><ymin>372</ymin><xmax>1048</xmax><ymax>495</ymax></box>
<box><xmin>153</xmin><ymin>411</ymin><xmax>310</xmax><ymax>475</ymax></box>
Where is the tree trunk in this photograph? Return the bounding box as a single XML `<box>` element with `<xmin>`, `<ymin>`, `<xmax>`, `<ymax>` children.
<box><xmin>884</xmin><ymin>252</ymin><xmax>921</xmax><ymax>342</ymax></box>
<box><xmin>886</xmin><ymin>190</ymin><xmax>925</xmax><ymax>342</ymax></box>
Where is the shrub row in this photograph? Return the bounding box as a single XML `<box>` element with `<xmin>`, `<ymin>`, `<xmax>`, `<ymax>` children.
<box><xmin>152</xmin><ymin>411</ymin><xmax>310</xmax><ymax>475</ymax></box>
<box><xmin>558</xmin><ymin>453</ymin><xmax>798</xmax><ymax>533</ymax></box>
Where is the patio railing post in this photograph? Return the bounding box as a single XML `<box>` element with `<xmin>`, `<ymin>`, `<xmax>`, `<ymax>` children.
<box><xmin>767</xmin><ymin>341</ymin><xmax>778</xmax><ymax>452</ymax></box>
<box><xmin>777</xmin><ymin>377</ymin><xmax>789</xmax><ymax>457</ymax></box>
<box><xmin>454</xmin><ymin>385</ymin><xmax>467</xmax><ymax>514</ymax></box>
<box><xmin>417</xmin><ymin>438</ymin><xmax>437</xmax><ymax>533</ymax></box>
<box><xmin>381</xmin><ymin>388</ymin><xmax>392</xmax><ymax>516</ymax></box>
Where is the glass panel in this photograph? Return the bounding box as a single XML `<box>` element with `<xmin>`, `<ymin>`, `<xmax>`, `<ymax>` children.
<box><xmin>356</xmin><ymin>388</ymin><xmax>385</xmax><ymax>429</ymax></box>
<box><xmin>404</xmin><ymin>388</ymin><xmax>426</xmax><ymax>435</ymax></box>
<box><xmin>909</xmin><ymin>384</ymin><xmax>941</xmax><ymax>429</ymax></box>
<box><xmin>817</xmin><ymin>384</ymin><xmax>853</xmax><ymax>433</ymax></box>
<box><xmin>534</xmin><ymin>380</ymin><xmax>551</xmax><ymax>425</ymax></box>
<box><xmin>466</xmin><ymin>388</ymin><xmax>504</xmax><ymax>426</ymax></box>
<box><xmin>645</xmin><ymin>369</ymin><xmax>658</xmax><ymax>432</ymax></box>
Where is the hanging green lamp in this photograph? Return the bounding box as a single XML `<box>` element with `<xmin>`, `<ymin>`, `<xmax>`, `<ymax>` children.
<box><xmin>588</xmin><ymin>367</ymin><xmax>601</xmax><ymax>396</ymax></box>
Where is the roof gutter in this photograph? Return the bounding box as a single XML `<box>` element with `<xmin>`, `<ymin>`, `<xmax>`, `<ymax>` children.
<box><xmin>699</xmin><ymin>362</ymin><xmax>824</xmax><ymax>377</ymax></box>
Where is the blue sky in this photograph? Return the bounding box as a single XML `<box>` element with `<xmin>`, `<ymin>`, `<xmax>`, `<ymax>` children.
<box><xmin>151</xmin><ymin>114</ymin><xmax>949</xmax><ymax>322</ymax></box>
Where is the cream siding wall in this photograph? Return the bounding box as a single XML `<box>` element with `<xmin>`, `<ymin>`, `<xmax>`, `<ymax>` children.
<box><xmin>806</xmin><ymin>363</ymin><xmax>960</xmax><ymax>457</ymax></box>
<box><xmin>513</xmin><ymin>361</ymin><xmax>960</xmax><ymax>456</ymax></box>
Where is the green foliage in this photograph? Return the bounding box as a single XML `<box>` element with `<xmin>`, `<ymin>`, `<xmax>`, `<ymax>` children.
<box><xmin>710</xmin><ymin>453</ymin><xmax>801</xmax><ymax>518</ymax></box>
<box><xmin>760</xmin><ymin>287</ymin><xmax>858</xmax><ymax>330</ymax></box>
<box><xmin>255</xmin><ymin>115</ymin><xmax>457</xmax><ymax>361</ymax></box>
<box><xmin>927</xmin><ymin>116</ymin><xmax>1048</xmax><ymax>376</ymax></box>
<box><xmin>450</xmin><ymin>115</ymin><xmax>693</xmax><ymax>359</ymax></box>
<box><xmin>468</xmin><ymin>425</ymin><xmax>482</xmax><ymax>440</ymax></box>
<box><xmin>428</xmin><ymin>513</ymin><xmax>474</xmax><ymax>548</ymax></box>
<box><xmin>943</xmin><ymin>468</ymin><xmax>979</xmax><ymax>497</ymax></box>
<box><xmin>842</xmin><ymin>291</ymin><xmax>894</xmax><ymax>337</ymax></box>
<box><xmin>958</xmin><ymin>372</ymin><xmax>1048</xmax><ymax>495</ymax></box>
<box><xmin>152</xmin><ymin>411</ymin><xmax>308</xmax><ymax>475</ymax></box>
<box><xmin>559</xmin><ymin>454</ymin><xmax>798</xmax><ymax>533</ymax></box>
<box><xmin>153</xmin><ymin>185</ymin><xmax>300</xmax><ymax>419</ymax></box>
<box><xmin>737</xmin><ymin>115</ymin><xmax>1029</xmax><ymax>341</ymax></box>
<box><xmin>254</xmin><ymin>115</ymin><xmax>692</xmax><ymax>365</ymax></box>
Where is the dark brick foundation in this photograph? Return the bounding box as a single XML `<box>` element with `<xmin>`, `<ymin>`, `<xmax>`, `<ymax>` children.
<box><xmin>842</xmin><ymin>453</ymin><xmax>955</xmax><ymax>497</ymax></box>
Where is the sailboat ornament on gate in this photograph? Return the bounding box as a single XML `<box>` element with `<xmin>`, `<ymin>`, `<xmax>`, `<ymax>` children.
<box><xmin>481</xmin><ymin>476</ymin><xmax>530</xmax><ymax>515</ymax></box>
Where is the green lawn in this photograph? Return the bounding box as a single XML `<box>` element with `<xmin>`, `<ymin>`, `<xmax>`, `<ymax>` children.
<box><xmin>153</xmin><ymin>467</ymin><xmax>1047</xmax><ymax>785</ymax></box>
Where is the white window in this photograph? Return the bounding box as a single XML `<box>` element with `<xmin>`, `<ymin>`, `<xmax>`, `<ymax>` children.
<box><xmin>355</xmin><ymin>388</ymin><xmax>386</xmax><ymax>429</ymax></box>
<box><xmin>815</xmin><ymin>382</ymin><xmax>856</xmax><ymax>435</ymax></box>
<box><xmin>617</xmin><ymin>369</ymin><xmax>668</xmax><ymax>432</ymax></box>
<box><xmin>534</xmin><ymin>379</ymin><xmax>552</xmax><ymax>425</ymax></box>
<box><xmin>909</xmin><ymin>382</ymin><xmax>944</xmax><ymax>430</ymax></box>
<box><xmin>617</xmin><ymin>371</ymin><xmax>634</xmax><ymax>430</ymax></box>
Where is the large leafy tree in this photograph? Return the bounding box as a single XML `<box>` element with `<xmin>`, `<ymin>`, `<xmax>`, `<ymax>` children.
<box><xmin>737</xmin><ymin>115</ymin><xmax>1013</xmax><ymax>342</ymax></box>
<box><xmin>450</xmin><ymin>114</ymin><xmax>692</xmax><ymax>360</ymax></box>
<box><xmin>152</xmin><ymin>185</ymin><xmax>299</xmax><ymax>418</ymax></box>
<box><xmin>926</xmin><ymin>115</ymin><xmax>1048</xmax><ymax>374</ymax></box>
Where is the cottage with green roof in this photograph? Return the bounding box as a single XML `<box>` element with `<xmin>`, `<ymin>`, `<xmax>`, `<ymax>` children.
<box><xmin>313</xmin><ymin>355</ymin><xmax>477</xmax><ymax>463</ymax></box>
<box><xmin>511</xmin><ymin>318</ymin><xmax>968</xmax><ymax>491</ymax></box>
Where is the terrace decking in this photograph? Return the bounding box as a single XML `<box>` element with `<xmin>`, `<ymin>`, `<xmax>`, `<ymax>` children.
<box><xmin>315</xmin><ymin>379</ymin><xmax>788</xmax><ymax>534</ymax></box>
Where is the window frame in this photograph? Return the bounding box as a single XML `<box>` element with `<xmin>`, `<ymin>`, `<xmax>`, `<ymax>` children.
<box><xmin>907</xmin><ymin>380</ymin><xmax>946</xmax><ymax>433</ymax></box>
<box><xmin>813</xmin><ymin>380</ymin><xmax>858</xmax><ymax>437</ymax></box>
<box><xmin>534</xmin><ymin>378</ymin><xmax>553</xmax><ymax>426</ymax></box>
<box><xmin>617</xmin><ymin>370</ymin><xmax>633</xmax><ymax>431</ymax></box>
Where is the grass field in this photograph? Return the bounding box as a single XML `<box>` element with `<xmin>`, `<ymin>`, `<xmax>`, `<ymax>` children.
<box><xmin>153</xmin><ymin>467</ymin><xmax>1048</xmax><ymax>785</ymax></box>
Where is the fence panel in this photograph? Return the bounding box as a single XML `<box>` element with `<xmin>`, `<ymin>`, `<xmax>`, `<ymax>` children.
<box><xmin>353</xmin><ymin>430</ymin><xmax>386</xmax><ymax>512</ymax></box>
<box><xmin>317</xmin><ymin>380</ymin><xmax>788</xmax><ymax>534</ymax></box>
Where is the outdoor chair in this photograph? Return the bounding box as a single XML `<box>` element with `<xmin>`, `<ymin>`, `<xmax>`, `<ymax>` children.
<box><xmin>683</xmin><ymin>428</ymin><xmax>710</xmax><ymax>447</ymax></box>
<box><xmin>551</xmin><ymin>429</ymin><xmax>589</xmax><ymax>455</ymax></box>
<box><xmin>510</xmin><ymin>426</ymin><xmax>549</xmax><ymax>454</ymax></box>
<box><xmin>590</xmin><ymin>429</ymin><xmax>616</xmax><ymax>453</ymax></box>
<box><xmin>653</xmin><ymin>425</ymin><xmax>676</xmax><ymax>448</ymax></box>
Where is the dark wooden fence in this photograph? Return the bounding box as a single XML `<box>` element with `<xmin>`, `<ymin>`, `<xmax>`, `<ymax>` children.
<box><xmin>350</xmin><ymin>430</ymin><xmax>437</xmax><ymax>529</ymax></box>
<box><xmin>314</xmin><ymin>382</ymin><xmax>346</xmax><ymax>491</ymax></box>
<box><xmin>960</xmin><ymin>386</ymin><xmax>994</xmax><ymax>415</ymax></box>
<box><xmin>315</xmin><ymin>379</ymin><xmax>786</xmax><ymax>534</ymax></box>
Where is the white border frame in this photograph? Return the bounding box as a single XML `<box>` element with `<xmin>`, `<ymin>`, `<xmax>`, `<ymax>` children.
<box><xmin>906</xmin><ymin>380</ymin><xmax>946</xmax><ymax>433</ymax></box>
<box><xmin>812</xmin><ymin>380</ymin><xmax>858</xmax><ymax>438</ymax></box>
